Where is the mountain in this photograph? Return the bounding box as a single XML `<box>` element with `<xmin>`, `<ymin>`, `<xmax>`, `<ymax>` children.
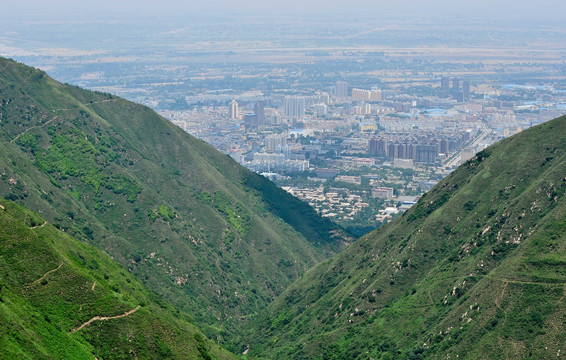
<box><xmin>0</xmin><ymin>57</ymin><xmax>351</xmax><ymax>347</ymax></box>
<box><xmin>0</xmin><ymin>199</ymin><xmax>235</xmax><ymax>359</ymax></box>
<box><xmin>244</xmin><ymin>115</ymin><xmax>566</xmax><ymax>359</ymax></box>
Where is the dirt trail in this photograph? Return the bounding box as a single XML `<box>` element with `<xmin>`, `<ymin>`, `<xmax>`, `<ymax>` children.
<box><xmin>30</xmin><ymin>221</ymin><xmax>47</xmax><ymax>229</ymax></box>
<box><xmin>30</xmin><ymin>262</ymin><xmax>63</xmax><ymax>285</ymax></box>
<box><xmin>10</xmin><ymin>98</ymin><xmax>116</xmax><ymax>143</ymax></box>
<box><xmin>52</xmin><ymin>98</ymin><xmax>115</xmax><ymax>112</ymax></box>
<box><xmin>0</xmin><ymin>61</ymin><xmax>11</xmax><ymax>73</ymax></box>
<box><xmin>11</xmin><ymin>116</ymin><xmax>58</xmax><ymax>143</ymax></box>
<box><xmin>69</xmin><ymin>306</ymin><xmax>141</xmax><ymax>333</ymax></box>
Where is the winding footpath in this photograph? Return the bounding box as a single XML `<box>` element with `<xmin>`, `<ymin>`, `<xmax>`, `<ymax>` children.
<box><xmin>10</xmin><ymin>98</ymin><xmax>116</xmax><ymax>143</ymax></box>
<box><xmin>69</xmin><ymin>306</ymin><xmax>141</xmax><ymax>333</ymax></box>
<box><xmin>30</xmin><ymin>262</ymin><xmax>63</xmax><ymax>286</ymax></box>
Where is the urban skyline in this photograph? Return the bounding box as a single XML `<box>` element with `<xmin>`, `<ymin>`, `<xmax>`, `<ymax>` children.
<box><xmin>1</xmin><ymin>1</ymin><xmax>565</xmax><ymax>234</ymax></box>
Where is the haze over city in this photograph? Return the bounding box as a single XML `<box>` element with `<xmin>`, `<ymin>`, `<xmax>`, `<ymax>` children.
<box><xmin>5</xmin><ymin>0</ymin><xmax>566</xmax><ymax>17</ymax></box>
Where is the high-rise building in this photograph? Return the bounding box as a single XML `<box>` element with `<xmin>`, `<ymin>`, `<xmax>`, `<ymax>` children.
<box><xmin>254</xmin><ymin>101</ymin><xmax>265</xmax><ymax>125</ymax></box>
<box><xmin>440</xmin><ymin>139</ymin><xmax>448</xmax><ymax>155</ymax></box>
<box><xmin>243</xmin><ymin>114</ymin><xmax>258</xmax><ymax>129</ymax></box>
<box><xmin>352</xmin><ymin>88</ymin><xmax>371</xmax><ymax>100</ymax></box>
<box><xmin>335</xmin><ymin>81</ymin><xmax>349</xmax><ymax>97</ymax></box>
<box><xmin>314</xmin><ymin>103</ymin><xmax>328</xmax><ymax>117</ymax></box>
<box><xmin>416</xmin><ymin>144</ymin><xmax>438</xmax><ymax>163</ymax></box>
<box><xmin>369</xmin><ymin>138</ymin><xmax>387</xmax><ymax>157</ymax></box>
<box><xmin>454</xmin><ymin>91</ymin><xmax>465</xmax><ymax>103</ymax></box>
<box><xmin>460</xmin><ymin>147</ymin><xmax>475</xmax><ymax>164</ymax></box>
<box><xmin>396</xmin><ymin>143</ymin><xmax>405</xmax><ymax>159</ymax></box>
<box><xmin>440</xmin><ymin>76</ymin><xmax>450</xmax><ymax>98</ymax></box>
<box><xmin>228</xmin><ymin>100</ymin><xmax>239</xmax><ymax>120</ymax></box>
<box><xmin>407</xmin><ymin>143</ymin><xmax>416</xmax><ymax>160</ymax></box>
<box><xmin>370</xmin><ymin>88</ymin><xmax>382</xmax><ymax>101</ymax></box>
<box><xmin>265</xmin><ymin>133</ymin><xmax>287</xmax><ymax>153</ymax></box>
<box><xmin>388</xmin><ymin>143</ymin><xmax>396</xmax><ymax>159</ymax></box>
<box><xmin>284</xmin><ymin>96</ymin><xmax>305</xmax><ymax>117</ymax></box>
<box><xmin>269</xmin><ymin>110</ymin><xmax>282</xmax><ymax>125</ymax></box>
<box><xmin>463</xmin><ymin>80</ymin><xmax>471</xmax><ymax>101</ymax></box>
<box><xmin>452</xmin><ymin>78</ymin><xmax>460</xmax><ymax>91</ymax></box>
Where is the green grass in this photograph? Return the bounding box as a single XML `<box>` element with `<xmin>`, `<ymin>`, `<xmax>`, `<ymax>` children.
<box><xmin>0</xmin><ymin>199</ymin><xmax>235</xmax><ymax>359</ymax></box>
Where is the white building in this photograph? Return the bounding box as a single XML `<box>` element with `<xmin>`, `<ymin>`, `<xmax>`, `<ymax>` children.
<box><xmin>265</xmin><ymin>133</ymin><xmax>288</xmax><ymax>153</ymax></box>
<box><xmin>254</xmin><ymin>152</ymin><xmax>285</xmax><ymax>163</ymax></box>
<box><xmin>393</xmin><ymin>158</ymin><xmax>414</xmax><ymax>169</ymax></box>
<box><xmin>370</xmin><ymin>89</ymin><xmax>382</xmax><ymax>101</ymax></box>
<box><xmin>284</xmin><ymin>96</ymin><xmax>306</xmax><ymax>117</ymax></box>
<box><xmin>335</xmin><ymin>81</ymin><xmax>349</xmax><ymax>97</ymax></box>
<box><xmin>314</xmin><ymin>103</ymin><xmax>328</xmax><ymax>117</ymax></box>
<box><xmin>352</xmin><ymin>88</ymin><xmax>371</xmax><ymax>100</ymax></box>
<box><xmin>228</xmin><ymin>100</ymin><xmax>239</xmax><ymax>120</ymax></box>
<box><xmin>372</xmin><ymin>187</ymin><xmax>394</xmax><ymax>199</ymax></box>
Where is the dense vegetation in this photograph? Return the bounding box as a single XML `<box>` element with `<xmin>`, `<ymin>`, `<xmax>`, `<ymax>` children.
<box><xmin>0</xmin><ymin>57</ymin><xmax>351</xmax><ymax>348</ymax></box>
<box><xmin>0</xmin><ymin>199</ymin><xmax>234</xmax><ymax>359</ymax></box>
<box><xmin>243</xmin><ymin>115</ymin><xmax>566</xmax><ymax>359</ymax></box>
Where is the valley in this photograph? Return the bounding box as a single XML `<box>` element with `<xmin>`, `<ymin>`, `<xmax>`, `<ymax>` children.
<box><xmin>3</xmin><ymin>1</ymin><xmax>566</xmax><ymax>358</ymax></box>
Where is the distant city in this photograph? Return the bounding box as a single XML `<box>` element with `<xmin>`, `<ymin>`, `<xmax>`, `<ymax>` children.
<box><xmin>153</xmin><ymin>73</ymin><xmax>564</xmax><ymax>234</ymax></box>
<box><xmin>4</xmin><ymin>12</ymin><xmax>565</xmax><ymax>235</ymax></box>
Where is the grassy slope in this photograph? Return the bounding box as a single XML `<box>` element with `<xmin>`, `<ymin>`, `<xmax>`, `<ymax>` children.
<box><xmin>0</xmin><ymin>57</ymin><xmax>351</xmax><ymax>347</ymax></box>
<box><xmin>0</xmin><ymin>199</ymin><xmax>235</xmax><ymax>360</ymax></box>
<box><xmin>245</xmin><ymin>115</ymin><xmax>566</xmax><ymax>359</ymax></box>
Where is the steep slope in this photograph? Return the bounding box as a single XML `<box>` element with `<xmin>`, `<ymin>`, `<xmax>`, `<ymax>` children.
<box><xmin>0</xmin><ymin>199</ymin><xmax>235</xmax><ymax>360</ymax></box>
<box><xmin>0</xmin><ymin>57</ymin><xmax>350</xmax><ymax>345</ymax></box>
<box><xmin>245</xmin><ymin>115</ymin><xmax>566</xmax><ymax>359</ymax></box>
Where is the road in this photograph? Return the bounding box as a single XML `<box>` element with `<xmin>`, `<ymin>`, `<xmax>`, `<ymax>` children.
<box><xmin>444</xmin><ymin>127</ymin><xmax>491</xmax><ymax>169</ymax></box>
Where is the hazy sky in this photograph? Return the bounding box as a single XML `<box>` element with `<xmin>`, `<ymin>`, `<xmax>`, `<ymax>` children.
<box><xmin>4</xmin><ymin>0</ymin><xmax>566</xmax><ymax>19</ymax></box>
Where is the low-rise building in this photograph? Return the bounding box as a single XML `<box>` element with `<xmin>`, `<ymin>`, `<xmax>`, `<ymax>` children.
<box><xmin>372</xmin><ymin>187</ymin><xmax>394</xmax><ymax>199</ymax></box>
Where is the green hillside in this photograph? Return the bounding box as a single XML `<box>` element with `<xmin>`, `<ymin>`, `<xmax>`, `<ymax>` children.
<box><xmin>244</xmin><ymin>116</ymin><xmax>566</xmax><ymax>359</ymax></box>
<box><xmin>0</xmin><ymin>199</ymin><xmax>235</xmax><ymax>359</ymax></box>
<box><xmin>0</xmin><ymin>57</ymin><xmax>351</xmax><ymax>347</ymax></box>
